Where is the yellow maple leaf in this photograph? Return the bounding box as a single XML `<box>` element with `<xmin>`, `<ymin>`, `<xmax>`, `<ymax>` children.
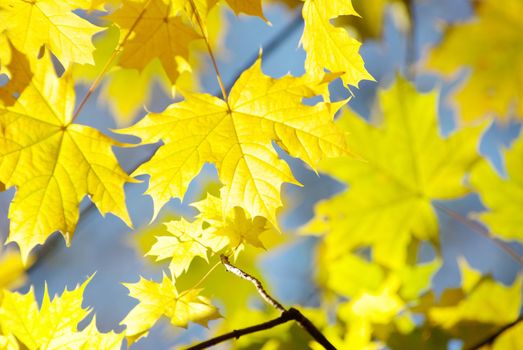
<box><xmin>427</xmin><ymin>0</ymin><xmax>523</xmax><ymax>122</ymax></box>
<box><xmin>120</xmin><ymin>58</ymin><xmax>348</xmax><ymax>225</ymax></box>
<box><xmin>469</xmin><ymin>133</ymin><xmax>523</xmax><ymax>242</ymax></box>
<box><xmin>193</xmin><ymin>194</ymin><xmax>273</xmax><ymax>252</ymax></box>
<box><xmin>0</xmin><ymin>276</ymin><xmax>123</xmax><ymax>350</ymax></box>
<box><xmin>148</xmin><ymin>218</ymin><xmax>210</xmax><ymax>277</ymax></box>
<box><xmin>73</xmin><ymin>25</ymin><xmax>175</xmax><ymax>125</ymax></box>
<box><xmin>108</xmin><ymin>0</ymin><xmax>200</xmax><ymax>85</ymax></box>
<box><xmin>78</xmin><ymin>316</ymin><xmax>124</xmax><ymax>350</ymax></box>
<box><xmin>121</xmin><ymin>275</ymin><xmax>221</xmax><ymax>344</ymax></box>
<box><xmin>0</xmin><ymin>54</ymin><xmax>134</xmax><ymax>262</ymax></box>
<box><xmin>0</xmin><ymin>0</ymin><xmax>102</xmax><ymax>67</ymax></box>
<box><xmin>304</xmin><ymin>76</ymin><xmax>483</xmax><ymax>268</ymax></box>
<box><xmin>301</xmin><ymin>0</ymin><xmax>373</xmax><ymax>88</ymax></box>
<box><xmin>74</xmin><ymin>3</ymin><xmax>224</xmax><ymax>125</ymax></box>
<box><xmin>148</xmin><ymin>194</ymin><xmax>275</xmax><ymax>277</ymax></box>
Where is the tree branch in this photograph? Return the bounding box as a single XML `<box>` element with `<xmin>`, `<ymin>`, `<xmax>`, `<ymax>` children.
<box><xmin>188</xmin><ymin>255</ymin><xmax>337</xmax><ymax>350</ymax></box>
<box><xmin>186</xmin><ymin>310</ymin><xmax>295</xmax><ymax>350</ymax></box>
<box><xmin>465</xmin><ymin>315</ymin><xmax>523</xmax><ymax>350</ymax></box>
<box><xmin>220</xmin><ymin>255</ymin><xmax>286</xmax><ymax>312</ymax></box>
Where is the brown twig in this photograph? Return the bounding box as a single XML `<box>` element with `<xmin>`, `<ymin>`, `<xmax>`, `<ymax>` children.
<box><xmin>464</xmin><ymin>315</ymin><xmax>523</xmax><ymax>350</ymax></box>
<box><xmin>220</xmin><ymin>255</ymin><xmax>286</xmax><ymax>312</ymax></box>
<box><xmin>185</xmin><ymin>310</ymin><xmax>294</xmax><ymax>350</ymax></box>
<box><xmin>190</xmin><ymin>255</ymin><xmax>337</xmax><ymax>350</ymax></box>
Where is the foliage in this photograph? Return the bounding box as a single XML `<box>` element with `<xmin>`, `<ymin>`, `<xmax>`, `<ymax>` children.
<box><xmin>0</xmin><ymin>0</ymin><xmax>521</xmax><ymax>349</ymax></box>
<box><xmin>0</xmin><ymin>276</ymin><xmax>123</xmax><ymax>349</ymax></box>
<box><xmin>427</xmin><ymin>0</ymin><xmax>523</xmax><ymax>122</ymax></box>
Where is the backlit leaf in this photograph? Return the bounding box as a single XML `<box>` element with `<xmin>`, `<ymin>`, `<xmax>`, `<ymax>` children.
<box><xmin>427</xmin><ymin>0</ymin><xmax>523</xmax><ymax>122</ymax></box>
<box><xmin>108</xmin><ymin>0</ymin><xmax>200</xmax><ymax>85</ymax></box>
<box><xmin>121</xmin><ymin>275</ymin><xmax>221</xmax><ymax>344</ymax></box>
<box><xmin>0</xmin><ymin>54</ymin><xmax>134</xmax><ymax>262</ymax></box>
<box><xmin>301</xmin><ymin>0</ymin><xmax>373</xmax><ymax>88</ymax></box>
<box><xmin>304</xmin><ymin>76</ymin><xmax>483</xmax><ymax>268</ymax></box>
<box><xmin>120</xmin><ymin>58</ymin><xmax>349</xmax><ymax>225</ymax></box>
<box><xmin>0</xmin><ymin>0</ymin><xmax>102</xmax><ymax>67</ymax></box>
<box><xmin>470</xmin><ymin>132</ymin><xmax>523</xmax><ymax>242</ymax></box>
<box><xmin>0</xmin><ymin>276</ymin><xmax>123</xmax><ymax>350</ymax></box>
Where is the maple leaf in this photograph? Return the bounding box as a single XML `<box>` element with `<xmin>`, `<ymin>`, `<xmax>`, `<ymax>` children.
<box><xmin>427</xmin><ymin>0</ymin><xmax>523</xmax><ymax>122</ymax></box>
<box><xmin>0</xmin><ymin>0</ymin><xmax>102</xmax><ymax>67</ymax></box>
<box><xmin>148</xmin><ymin>194</ymin><xmax>274</xmax><ymax>277</ymax></box>
<box><xmin>193</xmin><ymin>194</ymin><xmax>272</xmax><ymax>252</ymax></box>
<box><xmin>301</xmin><ymin>0</ymin><xmax>373</xmax><ymax>88</ymax></box>
<box><xmin>148</xmin><ymin>218</ymin><xmax>210</xmax><ymax>277</ymax></box>
<box><xmin>73</xmin><ymin>25</ymin><xmax>176</xmax><ymax>125</ymax></box>
<box><xmin>78</xmin><ymin>316</ymin><xmax>124</xmax><ymax>350</ymax></box>
<box><xmin>0</xmin><ymin>276</ymin><xmax>123</xmax><ymax>350</ymax></box>
<box><xmin>303</xmin><ymin>76</ymin><xmax>483</xmax><ymax>268</ymax></box>
<box><xmin>119</xmin><ymin>57</ymin><xmax>349</xmax><ymax>225</ymax></box>
<box><xmin>108</xmin><ymin>0</ymin><xmax>200</xmax><ymax>85</ymax></box>
<box><xmin>121</xmin><ymin>275</ymin><xmax>221</xmax><ymax>344</ymax></box>
<box><xmin>0</xmin><ymin>54</ymin><xmax>134</xmax><ymax>262</ymax></box>
<box><xmin>469</xmin><ymin>132</ymin><xmax>523</xmax><ymax>242</ymax></box>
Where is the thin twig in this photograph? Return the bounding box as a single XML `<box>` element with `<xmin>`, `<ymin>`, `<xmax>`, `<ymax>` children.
<box><xmin>464</xmin><ymin>315</ymin><xmax>523</xmax><ymax>350</ymax></box>
<box><xmin>218</xmin><ymin>255</ymin><xmax>336</xmax><ymax>350</ymax></box>
<box><xmin>221</xmin><ymin>255</ymin><xmax>286</xmax><ymax>312</ymax></box>
<box><xmin>187</xmin><ymin>0</ymin><xmax>228</xmax><ymax>101</ymax></box>
<box><xmin>434</xmin><ymin>203</ymin><xmax>523</xmax><ymax>265</ymax></box>
<box><xmin>71</xmin><ymin>0</ymin><xmax>152</xmax><ymax>123</ymax></box>
<box><xmin>185</xmin><ymin>310</ymin><xmax>295</xmax><ymax>350</ymax></box>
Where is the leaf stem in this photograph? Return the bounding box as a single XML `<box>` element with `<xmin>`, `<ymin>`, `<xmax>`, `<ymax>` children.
<box><xmin>187</xmin><ymin>0</ymin><xmax>228</xmax><ymax>102</ymax></box>
<box><xmin>71</xmin><ymin>0</ymin><xmax>152</xmax><ymax>123</ymax></box>
<box><xmin>180</xmin><ymin>260</ymin><xmax>221</xmax><ymax>296</ymax></box>
<box><xmin>434</xmin><ymin>203</ymin><xmax>523</xmax><ymax>265</ymax></box>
